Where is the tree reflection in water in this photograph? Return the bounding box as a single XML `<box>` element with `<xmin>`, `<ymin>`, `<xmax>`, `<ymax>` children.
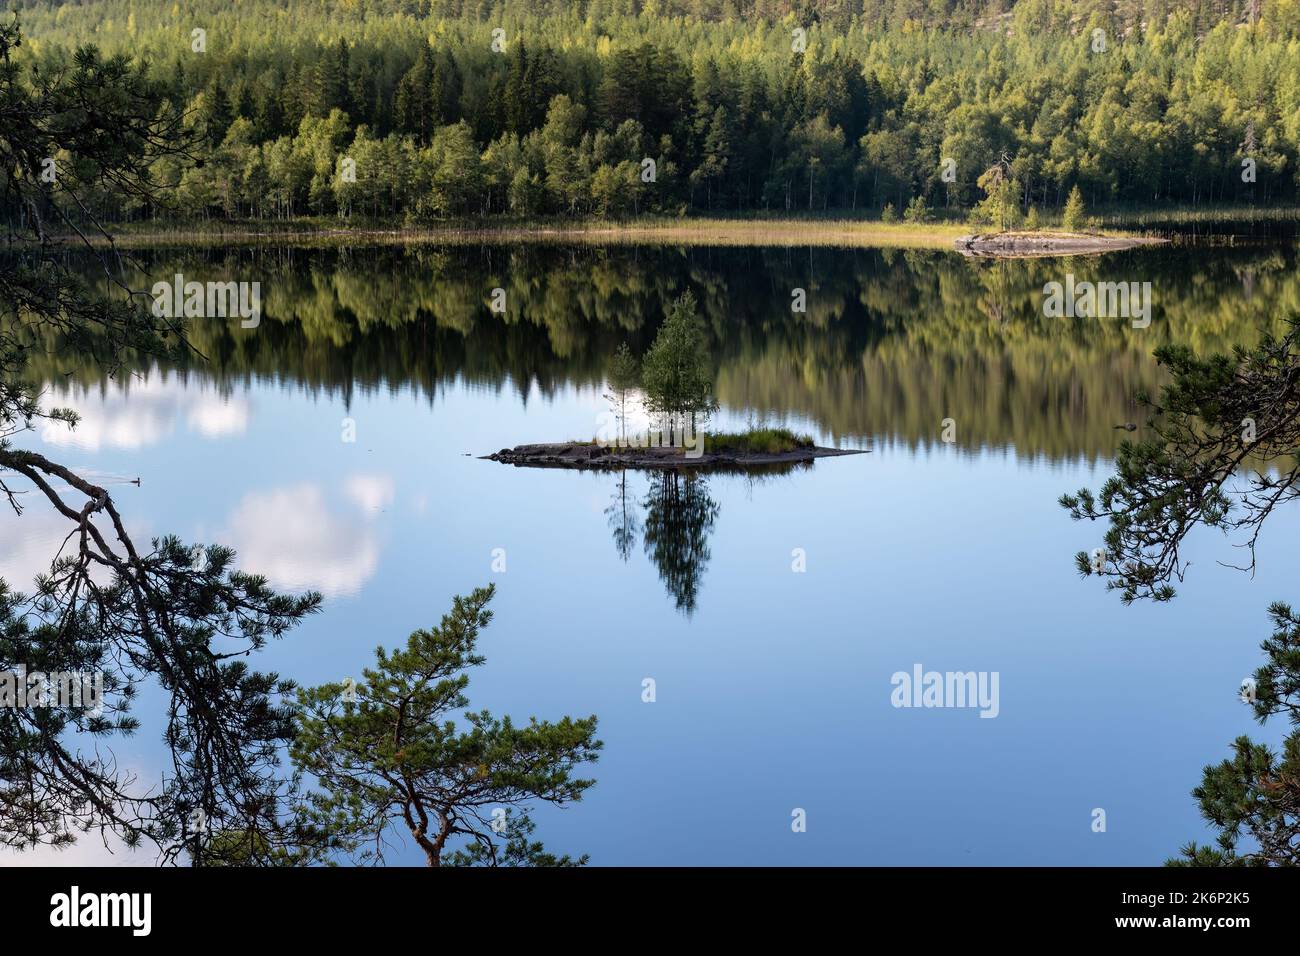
<box><xmin>605</xmin><ymin>469</ymin><xmax>640</xmax><ymax>563</ymax></box>
<box><xmin>642</xmin><ymin>471</ymin><xmax>720</xmax><ymax>615</ymax></box>
<box><xmin>608</xmin><ymin>463</ymin><xmax>808</xmax><ymax>614</ymax></box>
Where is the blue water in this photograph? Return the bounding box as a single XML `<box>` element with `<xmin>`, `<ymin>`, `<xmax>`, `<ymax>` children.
<box><xmin>4</xmin><ymin>241</ymin><xmax>1296</xmax><ymax>865</ymax></box>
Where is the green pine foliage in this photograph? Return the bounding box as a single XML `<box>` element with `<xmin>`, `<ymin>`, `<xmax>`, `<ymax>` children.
<box><xmin>9</xmin><ymin>0</ymin><xmax>1300</xmax><ymax>225</ymax></box>
<box><xmin>640</xmin><ymin>292</ymin><xmax>717</xmax><ymax>441</ymax></box>
<box><xmin>1</xmin><ymin>18</ymin><xmax>329</xmax><ymax>864</ymax></box>
<box><xmin>604</xmin><ymin>342</ymin><xmax>641</xmax><ymax>444</ymax></box>
<box><xmin>1062</xmin><ymin>185</ymin><xmax>1086</xmax><ymax>232</ymax></box>
<box><xmin>1168</xmin><ymin>602</ymin><xmax>1300</xmax><ymax>866</ymax></box>
<box><xmin>1060</xmin><ymin>315</ymin><xmax>1300</xmax><ymax>864</ymax></box>
<box><xmin>292</xmin><ymin>585</ymin><xmax>602</xmax><ymax>866</ymax></box>
<box><xmin>903</xmin><ymin>194</ymin><xmax>931</xmax><ymax>223</ymax></box>
<box><xmin>1061</xmin><ymin>316</ymin><xmax>1300</xmax><ymax>604</ymax></box>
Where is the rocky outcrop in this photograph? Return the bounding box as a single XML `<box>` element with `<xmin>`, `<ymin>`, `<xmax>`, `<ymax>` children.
<box><xmin>954</xmin><ymin>232</ymin><xmax>1168</xmax><ymax>258</ymax></box>
<box><xmin>484</xmin><ymin>442</ymin><xmax>866</xmax><ymax>471</ymax></box>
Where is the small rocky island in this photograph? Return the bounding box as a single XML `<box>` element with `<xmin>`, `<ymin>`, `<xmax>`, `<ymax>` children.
<box><xmin>495</xmin><ymin>298</ymin><xmax>869</xmax><ymax>472</ymax></box>
<box><xmin>485</xmin><ymin>430</ymin><xmax>866</xmax><ymax>471</ymax></box>
<box><xmin>954</xmin><ymin>231</ymin><xmax>1168</xmax><ymax>258</ymax></box>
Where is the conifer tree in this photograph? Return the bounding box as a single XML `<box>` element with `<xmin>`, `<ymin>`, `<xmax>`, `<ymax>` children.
<box><xmin>1169</xmin><ymin>602</ymin><xmax>1300</xmax><ymax>866</ymax></box>
<box><xmin>0</xmin><ymin>17</ymin><xmax>324</xmax><ymax>864</ymax></box>
<box><xmin>1062</xmin><ymin>317</ymin><xmax>1300</xmax><ymax>864</ymax></box>
<box><xmin>604</xmin><ymin>342</ymin><xmax>641</xmax><ymax>445</ymax></box>
<box><xmin>640</xmin><ymin>292</ymin><xmax>716</xmax><ymax>445</ymax></box>
<box><xmin>1062</xmin><ymin>184</ymin><xmax>1086</xmax><ymax>231</ymax></box>
<box><xmin>292</xmin><ymin>586</ymin><xmax>601</xmax><ymax>866</ymax></box>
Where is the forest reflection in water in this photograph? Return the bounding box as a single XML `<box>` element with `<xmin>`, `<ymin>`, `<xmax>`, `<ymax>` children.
<box><xmin>25</xmin><ymin>237</ymin><xmax>1296</xmax><ymax>463</ymax></box>
<box><xmin>11</xmin><ymin>238</ymin><xmax>1288</xmax><ymax>611</ymax></box>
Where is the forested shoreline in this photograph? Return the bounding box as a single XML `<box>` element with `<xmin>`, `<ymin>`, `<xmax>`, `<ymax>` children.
<box><xmin>7</xmin><ymin>0</ymin><xmax>1300</xmax><ymax>227</ymax></box>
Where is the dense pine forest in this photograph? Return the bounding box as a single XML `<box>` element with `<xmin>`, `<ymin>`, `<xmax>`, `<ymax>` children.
<box><xmin>8</xmin><ymin>0</ymin><xmax>1300</xmax><ymax>224</ymax></box>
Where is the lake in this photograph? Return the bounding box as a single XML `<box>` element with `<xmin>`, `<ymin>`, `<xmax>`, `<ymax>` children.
<box><xmin>6</xmin><ymin>237</ymin><xmax>1300</xmax><ymax>865</ymax></box>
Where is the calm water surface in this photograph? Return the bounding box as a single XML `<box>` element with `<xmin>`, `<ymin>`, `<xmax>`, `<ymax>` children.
<box><xmin>6</xmin><ymin>240</ymin><xmax>1300</xmax><ymax>865</ymax></box>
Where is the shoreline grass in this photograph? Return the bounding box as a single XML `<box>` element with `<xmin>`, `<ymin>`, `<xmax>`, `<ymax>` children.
<box><xmin>48</xmin><ymin>206</ymin><xmax>1290</xmax><ymax>251</ymax></box>
<box><xmin>1091</xmin><ymin>204</ymin><xmax>1300</xmax><ymax>227</ymax></box>
<box><xmin>63</xmin><ymin>216</ymin><xmax>974</xmax><ymax>250</ymax></box>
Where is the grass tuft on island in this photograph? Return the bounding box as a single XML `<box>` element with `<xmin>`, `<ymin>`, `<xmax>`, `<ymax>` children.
<box><xmin>484</xmin><ymin>427</ymin><xmax>864</xmax><ymax>471</ymax></box>
<box><xmin>705</xmin><ymin>428</ymin><xmax>815</xmax><ymax>454</ymax></box>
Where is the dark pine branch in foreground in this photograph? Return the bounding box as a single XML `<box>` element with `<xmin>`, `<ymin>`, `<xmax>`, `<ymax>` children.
<box><xmin>1169</xmin><ymin>602</ymin><xmax>1300</xmax><ymax>866</ymax></box>
<box><xmin>1060</xmin><ymin>311</ymin><xmax>1300</xmax><ymax>864</ymax></box>
<box><xmin>1061</xmin><ymin>315</ymin><xmax>1300</xmax><ymax>604</ymax></box>
<box><xmin>1</xmin><ymin>17</ymin><xmax>329</xmax><ymax>865</ymax></box>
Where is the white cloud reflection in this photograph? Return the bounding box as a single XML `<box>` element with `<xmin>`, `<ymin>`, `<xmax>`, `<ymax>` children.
<box><xmin>344</xmin><ymin>474</ymin><xmax>396</xmax><ymax>513</ymax></box>
<box><xmin>0</xmin><ymin>511</ymin><xmax>71</xmax><ymax>590</ymax></box>
<box><xmin>225</xmin><ymin>482</ymin><xmax>383</xmax><ymax>598</ymax></box>
<box><xmin>39</xmin><ymin>373</ymin><xmax>252</xmax><ymax>451</ymax></box>
<box><xmin>187</xmin><ymin>394</ymin><xmax>251</xmax><ymax>438</ymax></box>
